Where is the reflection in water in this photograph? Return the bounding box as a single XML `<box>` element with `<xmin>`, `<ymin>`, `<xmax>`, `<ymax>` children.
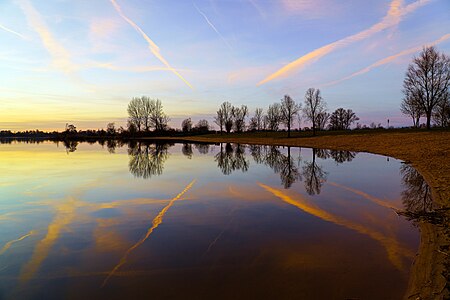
<box><xmin>182</xmin><ymin>143</ymin><xmax>193</xmax><ymax>159</ymax></box>
<box><xmin>0</xmin><ymin>231</ymin><xmax>35</xmax><ymax>255</ymax></box>
<box><xmin>259</xmin><ymin>183</ymin><xmax>414</xmax><ymax>271</ymax></box>
<box><xmin>329</xmin><ymin>181</ymin><xmax>401</xmax><ymax>210</ymax></box>
<box><xmin>400</xmin><ymin>164</ymin><xmax>434</xmax><ymax>214</ymax></box>
<box><xmin>102</xmin><ymin>179</ymin><xmax>196</xmax><ymax>287</ymax></box>
<box><xmin>63</xmin><ymin>140</ymin><xmax>78</xmax><ymax>153</ymax></box>
<box><xmin>215</xmin><ymin>143</ymin><xmax>249</xmax><ymax>175</ymax></box>
<box><xmin>128</xmin><ymin>142</ymin><xmax>173</xmax><ymax>179</ymax></box>
<box><xmin>303</xmin><ymin>149</ymin><xmax>327</xmax><ymax>195</ymax></box>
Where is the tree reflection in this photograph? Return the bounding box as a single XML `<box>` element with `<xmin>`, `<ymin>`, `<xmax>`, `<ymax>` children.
<box><xmin>182</xmin><ymin>143</ymin><xmax>193</xmax><ymax>159</ymax></box>
<box><xmin>302</xmin><ymin>148</ymin><xmax>327</xmax><ymax>195</ymax></box>
<box><xmin>63</xmin><ymin>140</ymin><xmax>78</xmax><ymax>153</ymax></box>
<box><xmin>400</xmin><ymin>164</ymin><xmax>434</xmax><ymax>214</ymax></box>
<box><xmin>329</xmin><ymin>150</ymin><xmax>356</xmax><ymax>163</ymax></box>
<box><xmin>128</xmin><ymin>142</ymin><xmax>172</xmax><ymax>179</ymax></box>
<box><xmin>194</xmin><ymin>143</ymin><xmax>210</xmax><ymax>154</ymax></box>
<box><xmin>215</xmin><ymin>143</ymin><xmax>249</xmax><ymax>175</ymax></box>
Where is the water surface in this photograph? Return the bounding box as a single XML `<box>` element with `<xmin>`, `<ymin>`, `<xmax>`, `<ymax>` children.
<box><xmin>0</xmin><ymin>140</ymin><xmax>426</xmax><ymax>299</ymax></box>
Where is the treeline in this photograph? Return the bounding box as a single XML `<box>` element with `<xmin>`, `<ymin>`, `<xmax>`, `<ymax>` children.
<box><xmin>206</xmin><ymin>88</ymin><xmax>359</xmax><ymax>137</ymax></box>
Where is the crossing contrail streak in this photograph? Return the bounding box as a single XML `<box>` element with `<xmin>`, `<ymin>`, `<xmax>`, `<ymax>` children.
<box><xmin>0</xmin><ymin>23</ymin><xmax>26</xmax><ymax>39</ymax></box>
<box><xmin>194</xmin><ymin>3</ymin><xmax>233</xmax><ymax>51</ymax></box>
<box><xmin>0</xmin><ymin>231</ymin><xmax>35</xmax><ymax>255</ymax></box>
<box><xmin>258</xmin><ymin>0</ymin><xmax>432</xmax><ymax>85</ymax></box>
<box><xmin>323</xmin><ymin>33</ymin><xmax>450</xmax><ymax>87</ymax></box>
<box><xmin>101</xmin><ymin>179</ymin><xmax>196</xmax><ymax>287</ymax></box>
<box><xmin>110</xmin><ymin>0</ymin><xmax>193</xmax><ymax>89</ymax></box>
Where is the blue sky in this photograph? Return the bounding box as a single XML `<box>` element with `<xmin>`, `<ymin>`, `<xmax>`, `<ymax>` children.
<box><xmin>0</xmin><ymin>0</ymin><xmax>449</xmax><ymax>130</ymax></box>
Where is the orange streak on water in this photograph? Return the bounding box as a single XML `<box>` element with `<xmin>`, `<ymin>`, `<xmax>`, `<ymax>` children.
<box><xmin>258</xmin><ymin>183</ymin><xmax>414</xmax><ymax>271</ymax></box>
<box><xmin>101</xmin><ymin>179</ymin><xmax>196</xmax><ymax>287</ymax></box>
<box><xmin>0</xmin><ymin>231</ymin><xmax>35</xmax><ymax>255</ymax></box>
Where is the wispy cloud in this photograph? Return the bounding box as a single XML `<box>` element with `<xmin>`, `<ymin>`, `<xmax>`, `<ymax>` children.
<box><xmin>110</xmin><ymin>0</ymin><xmax>194</xmax><ymax>89</ymax></box>
<box><xmin>322</xmin><ymin>33</ymin><xmax>450</xmax><ymax>87</ymax></box>
<box><xmin>17</xmin><ymin>0</ymin><xmax>80</xmax><ymax>76</ymax></box>
<box><xmin>194</xmin><ymin>3</ymin><xmax>233</xmax><ymax>51</ymax></box>
<box><xmin>258</xmin><ymin>0</ymin><xmax>432</xmax><ymax>85</ymax></box>
<box><xmin>0</xmin><ymin>22</ymin><xmax>27</xmax><ymax>39</ymax></box>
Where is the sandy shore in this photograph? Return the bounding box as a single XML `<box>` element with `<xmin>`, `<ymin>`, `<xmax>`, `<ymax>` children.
<box><xmin>149</xmin><ymin>130</ymin><xmax>450</xmax><ymax>299</ymax></box>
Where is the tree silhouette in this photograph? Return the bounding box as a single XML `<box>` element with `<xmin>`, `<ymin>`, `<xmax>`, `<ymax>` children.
<box><xmin>280</xmin><ymin>95</ymin><xmax>301</xmax><ymax>137</ymax></box>
<box><xmin>403</xmin><ymin>46</ymin><xmax>450</xmax><ymax>129</ymax></box>
<box><xmin>303</xmin><ymin>88</ymin><xmax>327</xmax><ymax>136</ymax></box>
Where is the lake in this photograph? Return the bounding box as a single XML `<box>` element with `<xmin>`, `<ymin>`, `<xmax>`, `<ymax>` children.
<box><xmin>0</xmin><ymin>140</ymin><xmax>429</xmax><ymax>299</ymax></box>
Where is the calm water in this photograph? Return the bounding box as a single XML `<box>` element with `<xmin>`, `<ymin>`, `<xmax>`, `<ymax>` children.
<box><xmin>0</xmin><ymin>140</ymin><xmax>428</xmax><ymax>299</ymax></box>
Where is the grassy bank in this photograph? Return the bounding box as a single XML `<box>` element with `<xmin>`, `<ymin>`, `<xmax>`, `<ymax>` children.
<box><xmin>148</xmin><ymin>129</ymin><xmax>450</xmax><ymax>299</ymax></box>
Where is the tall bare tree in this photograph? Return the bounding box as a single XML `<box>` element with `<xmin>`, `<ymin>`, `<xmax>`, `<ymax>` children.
<box><xmin>127</xmin><ymin>97</ymin><xmax>170</xmax><ymax>132</ymax></box>
<box><xmin>253</xmin><ymin>108</ymin><xmax>264</xmax><ymax>130</ymax></box>
<box><xmin>303</xmin><ymin>88</ymin><xmax>326</xmax><ymax>135</ymax></box>
<box><xmin>401</xmin><ymin>92</ymin><xmax>424</xmax><ymax>127</ymax></box>
<box><xmin>266</xmin><ymin>103</ymin><xmax>282</xmax><ymax>131</ymax></box>
<box><xmin>280</xmin><ymin>95</ymin><xmax>301</xmax><ymax>137</ymax></box>
<box><xmin>217</xmin><ymin>102</ymin><xmax>234</xmax><ymax>133</ymax></box>
<box><xmin>233</xmin><ymin>105</ymin><xmax>248</xmax><ymax>133</ymax></box>
<box><xmin>316</xmin><ymin>112</ymin><xmax>330</xmax><ymax>130</ymax></box>
<box><xmin>403</xmin><ymin>46</ymin><xmax>450</xmax><ymax>129</ymax></box>
<box><xmin>127</xmin><ymin>97</ymin><xmax>144</xmax><ymax>132</ymax></box>
<box><xmin>149</xmin><ymin>99</ymin><xmax>170</xmax><ymax>131</ymax></box>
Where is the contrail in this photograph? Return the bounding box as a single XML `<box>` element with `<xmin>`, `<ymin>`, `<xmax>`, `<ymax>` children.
<box><xmin>17</xmin><ymin>0</ymin><xmax>79</xmax><ymax>75</ymax></box>
<box><xmin>0</xmin><ymin>23</ymin><xmax>26</xmax><ymax>39</ymax></box>
<box><xmin>258</xmin><ymin>0</ymin><xmax>432</xmax><ymax>85</ymax></box>
<box><xmin>259</xmin><ymin>182</ymin><xmax>414</xmax><ymax>271</ymax></box>
<box><xmin>323</xmin><ymin>33</ymin><xmax>450</xmax><ymax>87</ymax></box>
<box><xmin>101</xmin><ymin>179</ymin><xmax>196</xmax><ymax>287</ymax></box>
<box><xmin>0</xmin><ymin>231</ymin><xmax>35</xmax><ymax>255</ymax></box>
<box><xmin>110</xmin><ymin>0</ymin><xmax>193</xmax><ymax>89</ymax></box>
<box><xmin>193</xmin><ymin>3</ymin><xmax>233</xmax><ymax>51</ymax></box>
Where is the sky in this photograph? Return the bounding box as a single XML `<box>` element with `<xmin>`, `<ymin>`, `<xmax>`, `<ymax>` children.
<box><xmin>0</xmin><ymin>0</ymin><xmax>449</xmax><ymax>131</ymax></box>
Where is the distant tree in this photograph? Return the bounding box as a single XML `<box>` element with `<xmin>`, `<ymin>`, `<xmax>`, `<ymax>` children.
<box><xmin>280</xmin><ymin>95</ymin><xmax>301</xmax><ymax>137</ymax></box>
<box><xmin>233</xmin><ymin>105</ymin><xmax>248</xmax><ymax>133</ymax></box>
<box><xmin>303</xmin><ymin>88</ymin><xmax>326</xmax><ymax>135</ymax></box>
<box><xmin>127</xmin><ymin>97</ymin><xmax>170</xmax><ymax>132</ymax></box>
<box><xmin>149</xmin><ymin>99</ymin><xmax>170</xmax><ymax>131</ymax></box>
<box><xmin>181</xmin><ymin>118</ymin><xmax>192</xmax><ymax>132</ymax></box>
<box><xmin>329</xmin><ymin>108</ymin><xmax>359</xmax><ymax>130</ymax></box>
<box><xmin>65</xmin><ymin>123</ymin><xmax>77</xmax><ymax>134</ymax></box>
<box><xmin>214</xmin><ymin>109</ymin><xmax>224</xmax><ymax>134</ymax></box>
<box><xmin>266</xmin><ymin>103</ymin><xmax>282</xmax><ymax>131</ymax></box>
<box><xmin>249</xmin><ymin>107</ymin><xmax>264</xmax><ymax>131</ymax></box>
<box><xmin>193</xmin><ymin>119</ymin><xmax>210</xmax><ymax>133</ymax></box>
<box><xmin>127</xmin><ymin>120</ymin><xmax>138</xmax><ymax>135</ymax></box>
<box><xmin>401</xmin><ymin>92</ymin><xmax>424</xmax><ymax>127</ymax></box>
<box><xmin>316</xmin><ymin>112</ymin><xmax>330</xmax><ymax>130</ymax></box>
<box><xmin>403</xmin><ymin>46</ymin><xmax>450</xmax><ymax>129</ymax></box>
<box><xmin>217</xmin><ymin>102</ymin><xmax>234</xmax><ymax>133</ymax></box>
<box><xmin>106</xmin><ymin>122</ymin><xmax>116</xmax><ymax>135</ymax></box>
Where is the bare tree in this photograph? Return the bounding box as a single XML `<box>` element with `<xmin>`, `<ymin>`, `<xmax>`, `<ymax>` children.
<box><xmin>127</xmin><ymin>97</ymin><xmax>143</xmax><ymax>132</ymax></box>
<box><xmin>193</xmin><ymin>119</ymin><xmax>210</xmax><ymax>133</ymax></box>
<box><xmin>329</xmin><ymin>108</ymin><xmax>359</xmax><ymax>130</ymax></box>
<box><xmin>253</xmin><ymin>108</ymin><xmax>264</xmax><ymax>130</ymax></box>
<box><xmin>280</xmin><ymin>95</ymin><xmax>301</xmax><ymax>137</ymax></box>
<box><xmin>401</xmin><ymin>92</ymin><xmax>424</xmax><ymax>127</ymax></box>
<box><xmin>217</xmin><ymin>102</ymin><xmax>234</xmax><ymax>133</ymax></box>
<box><xmin>106</xmin><ymin>122</ymin><xmax>116</xmax><ymax>135</ymax></box>
<box><xmin>181</xmin><ymin>118</ymin><xmax>192</xmax><ymax>132</ymax></box>
<box><xmin>214</xmin><ymin>108</ymin><xmax>224</xmax><ymax>134</ymax></box>
<box><xmin>316</xmin><ymin>112</ymin><xmax>329</xmax><ymax>130</ymax></box>
<box><xmin>266</xmin><ymin>103</ymin><xmax>282</xmax><ymax>131</ymax></box>
<box><xmin>433</xmin><ymin>94</ymin><xmax>450</xmax><ymax>127</ymax></box>
<box><xmin>303</xmin><ymin>88</ymin><xmax>326</xmax><ymax>135</ymax></box>
<box><xmin>127</xmin><ymin>97</ymin><xmax>170</xmax><ymax>132</ymax></box>
<box><xmin>233</xmin><ymin>105</ymin><xmax>248</xmax><ymax>133</ymax></box>
<box><xmin>149</xmin><ymin>99</ymin><xmax>170</xmax><ymax>131</ymax></box>
<box><xmin>403</xmin><ymin>46</ymin><xmax>450</xmax><ymax>129</ymax></box>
